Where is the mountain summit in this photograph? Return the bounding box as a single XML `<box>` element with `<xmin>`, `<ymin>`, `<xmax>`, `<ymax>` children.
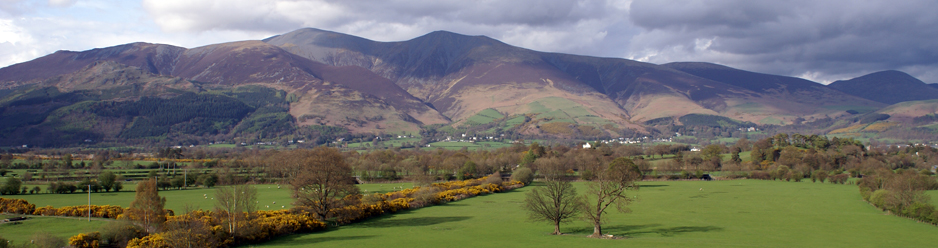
<box><xmin>828</xmin><ymin>70</ymin><xmax>938</xmax><ymax>104</ymax></box>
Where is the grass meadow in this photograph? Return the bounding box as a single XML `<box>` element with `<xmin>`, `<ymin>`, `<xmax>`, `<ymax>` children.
<box><xmin>0</xmin><ymin>214</ymin><xmax>110</xmax><ymax>245</ymax></box>
<box><xmin>3</xmin><ymin>180</ymin><xmax>938</xmax><ymax>247</ymax></box>
<box><xmin>258</xmin><ymin>180</ymin><xmax>938</xmax><ymax>248</ymax></box>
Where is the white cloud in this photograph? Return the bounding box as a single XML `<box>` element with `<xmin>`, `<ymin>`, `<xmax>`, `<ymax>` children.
<box><xmin>47</xmin><ymin>0</ymin><xmax>75</xmax><ymax>7</ymax></box>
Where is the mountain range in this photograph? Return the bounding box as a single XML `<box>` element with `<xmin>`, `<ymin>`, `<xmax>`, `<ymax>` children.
<box><xmin>1</xmin><ymin>28</ymin><xmax>936</xmax><ymax>146</ymax></box>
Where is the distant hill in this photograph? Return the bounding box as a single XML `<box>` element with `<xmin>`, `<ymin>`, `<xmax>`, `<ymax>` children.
<box><xmin>664</xmin><ymin>62</ymin><xmax>884</xmax><ymax>121</ymax></box>
<box><xmin>0</xmin><ymin>27</ymin><xmax>934</xmax><ymax>146</ymax></box>
<box><xmin>827</xmin><ymin>70</ymin><xmax>938</xmax><ymax>104</ymax></box>
<box><xmin>264</xmin><ymin>28</ymin><xmax>879</xmax><ymax>127</ymax></box>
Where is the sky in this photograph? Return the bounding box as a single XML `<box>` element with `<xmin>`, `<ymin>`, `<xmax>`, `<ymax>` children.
<box><xmin>1</xmin><ymin>0</ymin><xmax>936</xmax><ymax>84</ymax></box>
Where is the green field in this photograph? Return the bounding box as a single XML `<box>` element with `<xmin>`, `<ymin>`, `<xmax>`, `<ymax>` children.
<box><xmin>258</xmin><ymin>180</ymin><xmax>937</xmax><ymax>247</ymax></box>
<box><xmin>0</xmin><ymin>182</ymin><xmax>422</xmax><ymax>244</ymax></box>
<box><xmin>427</xmin><ymin>141</ymin><xmax>513</xmax><ymax>151</ymax></box>
<box><xmin>525</xmin><ymin>97</ymin><xmax>613</xmax><ymax>127</ymax></box>
<box><xmin>4</xmin><ymin>180</ymin><xmax>938</xmax><ymax>247</ymax></box>
<box><xmin>0</xmin><ymin>214</ymin><xmax>110</xmax><ymax>245</ymax></box>
<box><xmin>0</xmin><ymin>183</ymin><xmax>423</xmax><ymax>212</ymax></box>
<box><xmin>465</xmin><ymin>108</ymin><xmax>505</xmax><ymax>126</ymax></box>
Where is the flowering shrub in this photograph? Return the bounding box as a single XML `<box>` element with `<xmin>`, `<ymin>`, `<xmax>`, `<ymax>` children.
<box><xmin>102</xmin><ymin>177</ymin><xmax>523</xmax><ymax>248</ymax></box>
<box><xmin>68</xmin><ymin>232</ymin><xmax>101</xmax><ymax>248</ymax></box>
<box><xmin>33</xmin><ymin>205</ymin><xmax>124</xmax><ymax>218</ymax></box>
<box><xmin>126</xmin><ymin>233</ymin><xmax>169</xmax><ymax>248</ymax></box>
<box><xmin>245</xmin><ymin>209</ymin><xmax>327</xmax><ymax>242</ymax></box>
<box><xmin>0</xmin><ymin>197</ymin><xmax>35</xmax><ymax>214</ymax></box>
<box><xmin>124</xmin><ymin>209</ymin><xmax>327</xmax><ymax>248</ymax></box>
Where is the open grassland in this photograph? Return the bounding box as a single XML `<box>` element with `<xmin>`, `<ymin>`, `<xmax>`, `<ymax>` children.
<box><xmin>0</xmin><ymin>214</ymin><xmax>110</xmax><ymax>245</ymax></box>
<box><xmin>527</xmin><ymin>97</ymin><xmax>613</xmax><ymax>126</ymax></box>
<box><xmin>465</xmin><ymin>108</ymin><xmax>504</xmax><ymax>125</ymax></box>
<box><xmin>427</xmin><ymin>141</ymin><xmax>513</xmax><ymax>151</ymax></box>
<box><xmin>259</xmin><ymin>180</ymin><xmax>937</xmax><ymax>248</ymax></box>
<box><xmin>4</xmin><ymin>180</ymin><xmax>937</xmax><ymax>247</ymax></box>
<box><xmin>0</xmin><ymin>183</ymin><xmax>419</xmax><ymax>213</ymax></box>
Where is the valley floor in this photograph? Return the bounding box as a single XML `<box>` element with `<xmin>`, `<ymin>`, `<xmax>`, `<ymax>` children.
<box><xmin>259</xmin><ymin>180</ymin><xmax>937</xmax><ymax>248</ymax></box>
<box><xmin>3</xmin><ymin>180</ymin><xmax>937</xmax><ymax>247</ymax></box>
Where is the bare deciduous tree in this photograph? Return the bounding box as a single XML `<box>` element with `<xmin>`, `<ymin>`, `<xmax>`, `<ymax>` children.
<box><xmin>523</xmin><ymin>157</ymin><xmax>581</xmax><ymax>235</ymax></box>
<box><xmin>126</xmin><ymin>178</ymin><xmax>166</xmax><ymax>233</ymax></box>
<box><xmin>290</xmin><ymin>147</ymin><xmax>360</xmax><ymax>221</ymax></box>
<box><xmin>164</xmin><ymin>205</ymin><xmax>218</xmax><ymax>248</ymax></box>
<box><xmin>216</xmin><ymin>184</ymin><xmax>257</xmax><ymax>234</ymax></box>
<box><xmin>582</xmin><ymin>157</ymin><xmax>641</xmax><ymax>238</ymax></box>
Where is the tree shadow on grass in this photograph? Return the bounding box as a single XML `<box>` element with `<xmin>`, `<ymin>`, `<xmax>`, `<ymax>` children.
<box><xmin>357</xmin><ymin>216</ymin><xmax>472</xmax><ymax>228</ymax></box>
<box><xmin>565</xmin><ymin>224</ymin><xmax>661</xmax><ymax>235</ymax></box>
<box><xmin>566</xmin><ymin>224</ymin><xmax>723</xmax><ymax>237</ymax></box>
<box><xmin>268</xmin><ymin>234</ymin><xmax>377</xmax><ymax>246</ymax></box>
<box><xmin>610</xmin><ymin>225</ymin><xmax>724</xmax><ymax>237</ymax></box>
<box><xmin>435</xmin><ymin>202</ymin><xmax>468</xmax><ymax>207</ymax></box>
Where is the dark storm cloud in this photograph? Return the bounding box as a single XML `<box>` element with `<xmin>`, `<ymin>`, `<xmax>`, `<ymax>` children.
<box><xmin>142</xmin><ymin>0</ymin><xmax>633</xmax><ymax>61</ymax></box>
<box><xmin>6</xmin><ymin>0</ymin><xmax>922</xmax><ymax>84</ymax></box>
<box><xmin>627</xmin><ymin>0</ymin><xmax>938</xmax><ymax>83</ymax></box>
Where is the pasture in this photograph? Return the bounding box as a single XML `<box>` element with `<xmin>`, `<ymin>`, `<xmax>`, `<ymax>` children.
<box><xmin>3</xmin><ymin>180</ymin><xmax>938</xmax><ymax>247</ymax></box>
<box><xmin>0</xmin><ymin>214</ymin><xmax>110</xmax><ymax>245</ymax></box>
<box><xmin>0</xmin><ymin>182</ymin><xmax>416</xmax><ymax>244</ymax></box>
<box><xmin>0</xmin><ymin>183</ymin><xmax>418</xmax><ymax>212</ymax></box>
<box><xmin>259</xmin><ymin>180</ymin><xmax>937</xmax><ymax>247</ymax></box>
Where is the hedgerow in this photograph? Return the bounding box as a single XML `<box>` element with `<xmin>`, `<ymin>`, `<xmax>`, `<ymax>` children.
<box><xmin>63</xmin><ymin>176</ymin><xmax>525</xmax><ymax>248</ymax></box>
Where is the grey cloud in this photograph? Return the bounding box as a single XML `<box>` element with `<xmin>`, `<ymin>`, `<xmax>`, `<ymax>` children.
<box><xmin>141</xmin><ymin>0</ymin><xmax>631</xmax><ymax>58</ymax></box>
<box><xmin>628</xmin><ymin>0</ymin><xmax>938</xmax><ymax>83</ymax></box>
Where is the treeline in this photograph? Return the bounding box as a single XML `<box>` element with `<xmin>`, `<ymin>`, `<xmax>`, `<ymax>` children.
<box><xmin>859</xmin><ymin>169</ymin><xmax>938</xmax><ymax>225</ymax></box>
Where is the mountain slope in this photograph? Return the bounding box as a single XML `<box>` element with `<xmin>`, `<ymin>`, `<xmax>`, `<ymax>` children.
<box><xmin>264</xmin><ymin>28</ymin><xmax>879</xmax><ymax>127</ymax></box>
<box><xmin>0</xmin><ymin>43</ymin><xmax>186</xmax><ymax>89</ymax></box>
<box><xmin>664</xmin><ymin>62</ymin><xmax>885</xmax><ymax>119</ymax></box>
<box><xmin>828</xmin><ymin>70</ymin><xmax>938</xmax><ymax>104</ymax></box>
<box><xmin>4</xmin><ymin>27</ymin><xmax>933</xmax><ymax>145</ymax></box>
<box><xmin>0</xmin><ymin>40</ymin><xmax>450</xmax><ymax>135</ymax></box>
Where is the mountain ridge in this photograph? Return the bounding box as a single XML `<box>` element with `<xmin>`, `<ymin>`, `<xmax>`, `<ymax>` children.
<box><xmin>1</xmin><ymin>27</ymin><xmax>936</xmax><ymax>146</ymax></box>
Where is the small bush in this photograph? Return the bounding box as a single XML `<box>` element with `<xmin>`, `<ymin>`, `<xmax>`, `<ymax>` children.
<box><xmin>484</xmin><ymin>172</ymin><xmax>503</xmax><ymax>185</ymax></box>
<box><xmin>411</xmin><ymin>187</ymin><xmax>441</xmax><ymax>208</ymax></box>
<box><xmin>511</xmin><ymin>168</ymin><xmax>534</xmax><ymax>185</ymax></box>
<box><xmin>791</xmin><ymin>171</ymin><xmax>804</xmax><ymax>182</ymax></box>
<box><xmin>32</xmin><ymin>231</ymin><xmax>66</xmax><ymax>248</ymax></box>
<box><xmin>814</xmin><ymin>170</ymin><xmax>828</xmax><ymax>183</ymax></box>
<box><xmin>869</xmin><ymin>189</ymin><xmax>890</xmax><ymax>210</ymax></box>
<box><xmin>829</xmin><ymin>174</ymin><xmax>849</xmax><ymax>184</ymax></box>
<box><xmin>749</xmin><ymin>171</ymin><xmax>771</xmax><ymax>180</ymax></box>
<box><xmin>579</xmin><ymin>170</ymin><xmax>595</xmax><ymax>180</ymax></box>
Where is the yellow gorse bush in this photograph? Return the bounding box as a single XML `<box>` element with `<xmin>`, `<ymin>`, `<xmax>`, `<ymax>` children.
<box><xmin>0</xmin><ymin>197</ymin><xmax>35</xmax><ymax>214</ymax></box>
<box><xmin>91</xmin><ymin>177</ymin><xmax>523</xmax><ymax>248</ymax></box>
<box><xmin>33</xmin><ymin>205</ymin><xmax>125</xmax><ymax>218</ymax></box>
<box><xmin>68</xmin><ymin>232</ymin><xmax>101</xmax><ymax>248</ymax></box>
<box><xmin>125</xmin><ymin>233</ymin><xmax>169</xmax><ymax>248</ymax></box>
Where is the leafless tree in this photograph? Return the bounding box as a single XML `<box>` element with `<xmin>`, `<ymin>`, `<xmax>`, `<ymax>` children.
<box><xmin>290</xmin><ymin>147</ymin><xmax>360</xmax><ymax>221</ymax></box>
<box><xmin>582</xmin><ymin>157</ymin><xmax>641</xmax><ymax>238</ymax></box>
<box><xmin>163</xmin><ymin>205</ymin><xmax>218</xmax><ymax>248</ymax></box>
<box><xmin>126</xmin><ymin>178</ymin><xmax>166</xmax><ymax>233</ymax></box>
<box><xmin>215</xmin><ymin>184</ymin><xmax>257</xmax><ymax>234</ymax></box>
<box><xmin>522</xmin><ymin>157</ymin><xmax>581</xmax><ymax>235</ymax></box>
